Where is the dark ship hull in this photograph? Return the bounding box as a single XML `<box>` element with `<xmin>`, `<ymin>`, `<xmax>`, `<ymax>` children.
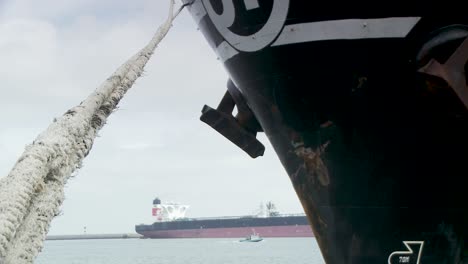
<box><xmin>135</xmin><ymin>215</ymin><xmax>313</xmax><ymax>238</ymax></box>
<box><xmin>184</xmin><ymin>1</ymin><xmax>468</xmax><ymax>263</ymax></box>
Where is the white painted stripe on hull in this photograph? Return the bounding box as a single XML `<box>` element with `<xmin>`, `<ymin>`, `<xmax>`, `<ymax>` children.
<box><xmin>272</xmin><ymin>17</ymin><xmax>421</xmax><ymax>46</ymax></box>
<box><xmin>215</xmin><ymin>17</ymin><xmax>421</xmax><ymax>62</ymax></box>
<box><xmin>216</xmin><ymin>41</ymin><xmax>239</xmax><ymax>62</ymax></box>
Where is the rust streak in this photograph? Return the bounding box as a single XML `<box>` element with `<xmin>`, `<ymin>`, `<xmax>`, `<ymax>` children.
<box><xmin>294</xmin><ymin>141</ymin><xmax>331</xmax><ymax>186</ymax></box>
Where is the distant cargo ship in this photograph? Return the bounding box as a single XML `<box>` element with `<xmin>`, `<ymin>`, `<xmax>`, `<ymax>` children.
<box><xmin>135</xmin><ymin>198</ymin><xmax>313</xmax><ymax>238</ymax></box>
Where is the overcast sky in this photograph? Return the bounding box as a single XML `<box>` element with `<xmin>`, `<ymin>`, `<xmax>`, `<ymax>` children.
<box><xmin>0</xmin><ymin>0</ymin><xmax>304</xmax><ymax>235</ymax></box>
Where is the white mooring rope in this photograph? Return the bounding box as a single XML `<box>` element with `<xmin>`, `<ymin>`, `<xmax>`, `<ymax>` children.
<box><xmin>0</xmin><ymin>1</ymin><xmax>182</xmax><ymax>263</ymax></box>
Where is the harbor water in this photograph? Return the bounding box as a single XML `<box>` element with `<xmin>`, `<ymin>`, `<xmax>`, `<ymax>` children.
<box><xmin>36</xmin><ymin>237</ymin><xmax>325</xmax><ymax>264</ymax></box>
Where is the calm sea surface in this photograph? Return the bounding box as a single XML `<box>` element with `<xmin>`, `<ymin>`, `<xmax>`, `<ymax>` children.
<box><xmin>36</xmin><ymin>238</ymin><xmax>325</xmax><ymax>264</ymax></box>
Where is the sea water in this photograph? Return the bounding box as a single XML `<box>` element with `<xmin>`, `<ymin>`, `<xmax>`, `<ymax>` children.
<box><xmin>36</xmin><ymin>237</ymin><xmax>325</xmax><ymax>264</ymax></box>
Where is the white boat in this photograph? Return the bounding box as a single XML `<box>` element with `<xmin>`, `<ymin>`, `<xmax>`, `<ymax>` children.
<box><xmin>239</xmin><ymin>232</ymin><xmax>263</xmax><ymax>242</ymax></box>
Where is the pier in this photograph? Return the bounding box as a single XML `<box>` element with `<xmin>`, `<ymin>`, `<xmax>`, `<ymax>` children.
<box><xmin>46</xmin><ymin>234</ymin><xmax>142</xmax><ymax>241</ymax></box>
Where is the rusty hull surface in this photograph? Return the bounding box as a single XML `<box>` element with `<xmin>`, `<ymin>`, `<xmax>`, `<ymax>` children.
<box><xmin>187</xmin><ymin>1</ymin><xmax>468</xmax><ymax>263</ymax></box>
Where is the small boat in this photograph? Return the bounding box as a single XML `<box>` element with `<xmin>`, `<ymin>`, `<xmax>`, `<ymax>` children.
<box><xmin>239</xmin><ymin>232</ymin><xmax>263</xmax><ymax>242</ymax></box>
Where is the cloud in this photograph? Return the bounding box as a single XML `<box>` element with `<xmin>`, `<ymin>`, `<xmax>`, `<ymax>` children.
<box><xmin>118</xmin><ymin>142</ymin><xmax>160</xmax><ymax>150</ymax></box>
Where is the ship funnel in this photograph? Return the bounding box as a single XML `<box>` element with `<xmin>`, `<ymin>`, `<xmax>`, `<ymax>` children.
<box><xmin>153</xmin><ymin>198</ymin><xmax>161</xmax><ymax>205</ymax></box>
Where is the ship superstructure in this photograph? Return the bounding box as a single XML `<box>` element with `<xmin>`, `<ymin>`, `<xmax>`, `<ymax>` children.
<box><xmin>151</xmin><ymin>197</ymin><xmax>189</xmax><ymax>222</ymax></box>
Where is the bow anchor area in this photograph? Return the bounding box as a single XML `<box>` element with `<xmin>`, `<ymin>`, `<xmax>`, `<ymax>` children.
<box><xmin>200</xmin><ymin>80</ymin><xmax>265</xmax><ymax>158</ymax></box>
<box><xmin>419</xmin><ymin>34</ymin><xmax>468</xmax><ymax>109</ymax></box>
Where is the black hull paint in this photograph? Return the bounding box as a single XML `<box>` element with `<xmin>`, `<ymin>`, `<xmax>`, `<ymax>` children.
<box><xmin>185</xmin><ymin>1</ymin><xmax>468</xmax><ymax>263</ymax></box>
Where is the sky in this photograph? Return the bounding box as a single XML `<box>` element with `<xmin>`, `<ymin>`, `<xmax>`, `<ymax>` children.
<box><xmin>0</xmin><ymin>0</ymin><xmax>304</xmax><ymax>235</ymax></box>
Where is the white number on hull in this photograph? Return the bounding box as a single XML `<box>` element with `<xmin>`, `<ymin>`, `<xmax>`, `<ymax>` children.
<box><xmin>202</xmin><ymin>0</ymin><xmax>290</xmax><ymax>52</ymax></box>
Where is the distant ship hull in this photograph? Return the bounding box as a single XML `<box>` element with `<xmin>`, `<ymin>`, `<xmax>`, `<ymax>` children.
<box><xmin>136</xmin><ymin>215</ymin><xmax>313</xmax><ymax>238</ymax></box>
<box><xmin>184</xmin><ymin>0</ymin><xmax>468</xmax><ymax>263</ymax></box>
<box><xmin>138</xmin><ymin>225</ymin><xmax>312</xmax><ymax>238</ymax></box>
